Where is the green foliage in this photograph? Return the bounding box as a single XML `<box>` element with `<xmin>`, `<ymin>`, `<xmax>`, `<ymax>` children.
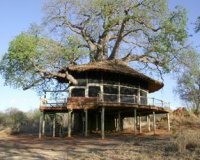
<box><xmin>0</xmin><ymin>108</ymin><xmax>42</xmax><ymax>134</ymax></box>
<box><xmin>0</xmin><ymin>32</ymin><xmax>88</xmax><ymax>91</ymax></box>
<box><xmin>176</xmin><ymin>50</ymin><xmax>200</xmax><ymax>113</ymax></box>
<box><xmin>3</xmin><ymin>108</ymin><xmax>28</xmax><ymax>133</ymax></box>
<box><xmin>0</xmin><ymin>0</ymin><xmax>188</xmax><ymax>91</ymax></box>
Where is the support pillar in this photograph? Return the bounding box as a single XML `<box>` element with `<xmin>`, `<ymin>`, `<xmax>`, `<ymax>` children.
<box><xmin>147</xmin><ymin>115</ymin><xmax>151</xmax><ymax>132</ymax></box>
<box><xmin>84</xmin><ymin>109</ymin><xmax>88</xmax><ymax>136</ymax></box>
<box><xmin>153</xmin><ymin>112</ymin><xmax>156</xmax><ymax>135</ymax></box>
<box><xmin>53</xmin><ymin>113</ymin><xmax>56</xmax><ymax>137</ymax></box>
<box><xmin>117</xmin><ymin>111</ymin><xmax>121</xmax><ymax>132</ymax></box>
<box><xmin>96</xmin><ymin>113</ymin><xmax>99</xmax><ymax>131</ymax></box>
<box><xmin>42</xmin><ymin>112</ymin><xmax>45</xmax><ymax>136</ymax></box>
<box><xmin>167</xmin><ymin>113</ymin><xmax>170</xmax><ymax>132</ymax></box>
<box><xmin>101</xmin><ymin>107</ymin><xmax>105</xmax><ymax>139</ymax></box>
<box><xmin>39</xmin><ymin>113</ymin><xmax>42</xmax><ymax>139</ymax></box>
<box><xmin>68</xmin><ymin>110</ymin><xmax>72</xmax><ymax>137</ymax></box>
<box><xmin>139</xmin><ymin>115</ymin><xmax>142</xmax><ymax>134</ymax></box>
<box><xmin>134</xmin><ymin>109</ymin><xmax>137</xmax><ymax>135</ymax></box>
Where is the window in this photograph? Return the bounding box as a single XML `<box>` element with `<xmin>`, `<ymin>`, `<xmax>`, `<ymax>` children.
<box><xmin>120</xmin><ymin>87</ymin><xmax>137</xmax><ymax>95</ymax></box>
<box><xmin>71</xmin><ymin>88</ymin><xmax>85</xmax><ymax>97</ymax></box>
<box><xmin>103</xmin><ymin>85</ymin><xmax>118</xmax><ymax>94</ymax></box>
<box><xmin>103</xmin><ymin>85</ymin><xmax>118</xmax><ymax>102</ymax></box>
<box><xmin>88</xmin><ymin>86</ymin><xmax>100</xmax><ymax>97</ymax></box>
<box><xmin>140</xmin><ymin>90</ymin><xmax>147</xmax><ymax>105</ymax></box>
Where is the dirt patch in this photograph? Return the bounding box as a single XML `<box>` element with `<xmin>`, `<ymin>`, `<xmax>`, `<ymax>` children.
<box><xmin>1</xmin><ymin>131</ymin><xmax>200</xmax><ymax>159</ymax></box>
<box><xmin>0</xmin><ymin>129</ymin><xmax>196</xmax><ymax>160</ymax></box>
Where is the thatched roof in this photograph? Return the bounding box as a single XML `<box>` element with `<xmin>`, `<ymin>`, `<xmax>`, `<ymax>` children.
<box><xmin>67</xmin><ymin>60</ymin><xmax>163</xmax><ymax>93</ymax></box>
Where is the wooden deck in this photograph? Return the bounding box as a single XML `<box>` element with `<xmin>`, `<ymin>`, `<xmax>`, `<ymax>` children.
<box><xmin>40</xmin><ymin>97</ymin><xmax>169</xmax><ymax>114</ymax></box>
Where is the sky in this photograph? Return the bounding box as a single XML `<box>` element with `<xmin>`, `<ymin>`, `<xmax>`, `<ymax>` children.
<box><xmin>0</xmin><ymin>0</ymin><xmax>200</xmax><ymax>112</ymax></box>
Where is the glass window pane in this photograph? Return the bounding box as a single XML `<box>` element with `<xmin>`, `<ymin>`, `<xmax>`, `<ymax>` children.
<box><xmin>88</xmin><ymin>86</ymin><xmax>100</xmax><ymax>97</ymax></box>
<box><xmin>71</xmin><ymin>88</ymin><xmax>85</xmax><ymax>97</ymax></box>
<box><xmin>103</xmin><ymin>85</ymin><xmax>118</xmax><ymax>94</ymax></box>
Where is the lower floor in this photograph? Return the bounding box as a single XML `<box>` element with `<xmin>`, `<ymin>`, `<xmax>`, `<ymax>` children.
<box><xmin>39</xmin><ymin>107</ymin><xmax>170</xmax><ymax>139</ymax></box>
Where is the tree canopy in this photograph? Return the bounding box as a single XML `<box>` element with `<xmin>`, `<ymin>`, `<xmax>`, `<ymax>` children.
<box><xmin>0</xmin><ymin>0</ymin><xmax>188</xmax><ymax>92</ymax></box>
<box><xmin>175</xmin><ymin>50</ymin><xmax>200</xmax><ymax>113</ymax></box>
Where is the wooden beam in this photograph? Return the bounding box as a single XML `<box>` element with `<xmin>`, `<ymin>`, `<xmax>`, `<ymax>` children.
<box><xmin>167</xmin><ymin>113</ymin><xmax>170</xmax><ymax>132</ymax></box>
<box><xmin>68</xmin><ymin>110</ymin><xmax>72</xmax><ymax>137</ymax></box>
<box><xmin>53</xmin><ymin>113</ymin><xmax>56</xmax><ymax>137</ymax></box>
<box><xmin>101</xmin><ymin>107</ymin><xmax>105</xmax><ymax>139</ymax></box>
<box><xmin>153</xmin><ymin>112</ymin><xmax>156</xmax><ymax>135</ymax></box>
<box><xmin>84</xmin><ymin>109</ymin><xmax>88</xmax><ymax>136</ymax></box>
<box><xmin>42</xmin><ymin>112</ymin><xmax>45</xmax><ymax>136</ymax></box>
<box><xmin>134</xmin><ymin>109</ymin><xmax>137</xmax><ymax>135</ymax></box>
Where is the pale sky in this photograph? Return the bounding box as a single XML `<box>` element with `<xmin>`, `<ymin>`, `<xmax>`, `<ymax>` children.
<box><xmin>0</xmin><ymin>0</ymin><xmax>200</xmax><ymax>111</ymax></box>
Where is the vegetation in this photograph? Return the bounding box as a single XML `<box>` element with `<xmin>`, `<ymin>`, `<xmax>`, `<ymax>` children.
<box><xmin>0</xmin><ymin>108</ymin><xmax>40</xmax><ymax>134</ymax></box>
<box><xmin>0</xmin><ymin>0</ymin><xmax>188</xmax><ymax>92</ymax></box>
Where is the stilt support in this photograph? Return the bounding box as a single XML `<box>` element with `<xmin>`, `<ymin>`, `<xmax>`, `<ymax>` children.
<box><xmin>39</xmin><ymin>113</ymin><xmax>42</xmax><ymax>139</ymax></box>
<box><xmin>101</xmin><ymin>107</ymin><xmax>105</xmax><ymax>139</ymax></box>
<box><xmin>68</xmin><ymin>110</ymin><xmax>72</xmax><ymax>137</ymax></box>
<box><xmin>147</xmin><ymin>115</ymin><xmax>151</xmax><ymax>132</ymax></box>
<box><xmin>53</xmin><ymin>113</ymin><xmax>56</xmax><ymax>137</ymax></box>
<box><xmin>153</xmin><ymin>112</ymin><xmax>156</xmax><ymax>135</ymax></box>
<box><xmin>117</xmin><ymin>111</ymin><xmax>121</xmax><ymax>132</ymax></box>
<box><xmin>42</xmin><ymin>112</ymin><xmax>45</xmax><ymax>136</ymax></box>
<box><xmin>134</xmin><ymin>109</ymin><xmax>137</xmax><ymax>135</ymax></box>
<box><xmin>139</xmin><ymin>115</ymin><xmax>142</xmax><ymax>134</ymax></box>
<box><xmin>96</xmin><ymin>113</ymin><xmax>99</xmax><ymax>131</ymax></box>
<box><xmin>84</xmin><ymin>109</ymin><xmax>88</xmax><ymax>136</ymax></box>
<box><xmin>167</xmin><ymin>113</ymin><xmax>170</xmax><ymax>131</ymax></box>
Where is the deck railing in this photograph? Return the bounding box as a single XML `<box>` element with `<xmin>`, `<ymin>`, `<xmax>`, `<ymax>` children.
<box><xmin>98</xmin><ymin>93</ymin><xmax>170</xmax><ymax>108</ymax></box>
<box><xmin>40</xmin><ymin>93</ymin><xmax>170</xmax><ymax>108</ymax></box>
<box><xmin>40</xmin><ymin>98</ymin><xmax>67</xmax><ymax>107</ymax></box>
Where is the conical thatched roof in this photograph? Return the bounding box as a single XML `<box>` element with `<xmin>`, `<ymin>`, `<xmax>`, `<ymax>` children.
<box><xmin>66</xmin><ymin>60</ymin><xmax>164</xmax><ymax>93</ymax></box>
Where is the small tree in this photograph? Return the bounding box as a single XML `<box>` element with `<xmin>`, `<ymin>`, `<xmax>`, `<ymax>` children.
<box><xmin>4</xmin><ymin>108</ymin><xmax>28</xmax><ymax>133</ymax></box>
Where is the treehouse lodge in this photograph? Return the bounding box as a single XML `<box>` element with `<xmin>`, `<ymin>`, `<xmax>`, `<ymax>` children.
<box><xmin>39</xmin><ymin>60</ymin><xmax>170</xmax><ymax>139</ymax></box>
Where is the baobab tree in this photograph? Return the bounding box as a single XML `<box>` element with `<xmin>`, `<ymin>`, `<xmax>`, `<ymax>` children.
<box><xmin>0</xmin><ymin>0</ymin><xmax>187</xmax><ymax>92</ymax></box>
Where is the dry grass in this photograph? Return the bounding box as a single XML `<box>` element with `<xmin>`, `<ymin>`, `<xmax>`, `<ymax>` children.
<box><xmin>0</xmin><ymin>110</ymin><xmax>200</xmax><ymax>160</ymax></box>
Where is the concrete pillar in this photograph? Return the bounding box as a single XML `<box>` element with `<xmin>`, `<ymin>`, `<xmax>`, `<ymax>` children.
<box><xmin>153</xmin><ymin>111</ymin><xmax>156</xmax><ymax>135</ymax></box>
<box><xmin>84</xmin><ymin>109</ymin><xmax>88</xmax><ymax>136</ymax></box>
<box><xmin>167</xmin><ymin>113</ymin><xmax>170</xmax><ymax>131</ymax></box>
<box><xmin>42</xmin><ymin>112</ymin><xmax>45</xmax><ymax>136</ymax></box>
<box><xmin>134</xmin><ymin>109</ymin><xmax>137</xmax><ymax>135</ymax></box>
<box><xmin>53</xmin><ymin>113</ymin><xmax>56</xmax><ymax>137</ymax></box>
<box><xmin>68</xmin><ymin>110</ymin><xmax>72</xmax><ymax>137</ymax></box>
<box><xmin>101</xmin><ymin>107</ymin><xmax>105</xmax><ymax>139</ymax></box>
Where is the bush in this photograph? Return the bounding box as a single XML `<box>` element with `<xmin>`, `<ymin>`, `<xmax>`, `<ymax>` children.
<box><xmin>171</xmin><ymin>129</ymin><xmax>200</xmax><ymax>153</ymax></box>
